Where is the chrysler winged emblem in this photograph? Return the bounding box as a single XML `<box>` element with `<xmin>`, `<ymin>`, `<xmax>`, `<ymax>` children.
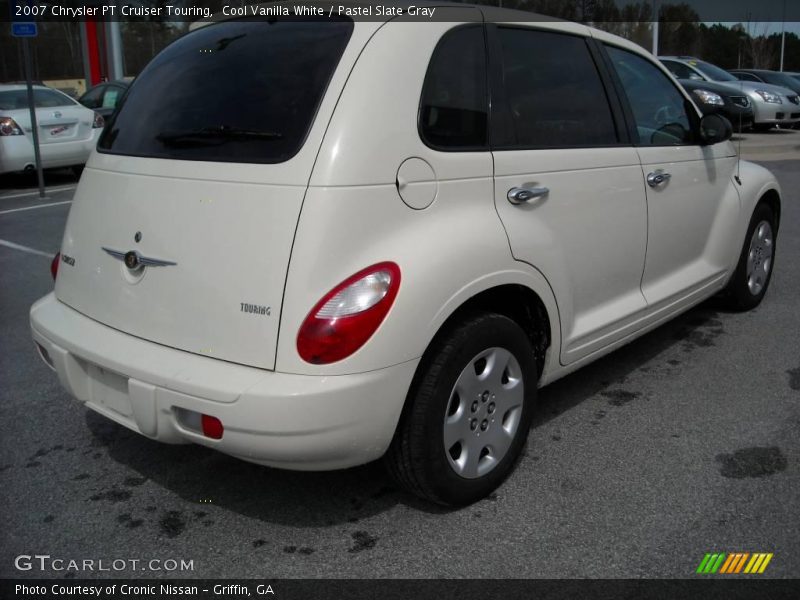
<box><xmin>102</xmin><ymin>247</ymin><xmax>177</xmax><ymax>269</ymax></box>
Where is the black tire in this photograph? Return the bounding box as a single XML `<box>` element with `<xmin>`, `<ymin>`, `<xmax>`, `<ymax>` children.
<box><xmin>721</xmin><ymin>203</ymin><xmax>777</xmax><ymax>311</ymax></box>
<box><xmin>385</xmin><ymin>312</ymin><xmax>538</xmax><ymax>506</ymax></box>
<box><xmin>752</xmin><ymin>123</ymin><xmax>775</xmax><ymax>133</ymax></box>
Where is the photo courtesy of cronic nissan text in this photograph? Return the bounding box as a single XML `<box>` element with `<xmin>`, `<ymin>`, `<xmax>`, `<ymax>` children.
<box><xmin>1</xmin><ymin>0</ymin><xmax>798</xmax><ymax>598</ymax></box>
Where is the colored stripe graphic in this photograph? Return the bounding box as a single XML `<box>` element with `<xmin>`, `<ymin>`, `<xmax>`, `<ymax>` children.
<box><xmin>719</xmin><ymin>554</ymin><xmax>736</xmax><ymax>573</ymax></box>
<box><xmin>721</xmin><ymin>553</ymin><xmax>738</xmax><ymax>573</ymax></box>
<box><xmin>696</xmin><ymin>554</ymin><xmax>712</xmax><ymax>573</ymax></box>
<box><xmin>710</xmin><ymin>552</ymin><xmax>725</xmax><ymax>573</ymax></box>
<box><xmin>734</xmin><ymin>553</ymin><xmax>749</xmax><ymax>573</ymax></box>
<box><xmin>744</xmin><ymin>554</ymin><xmax>761</xmax><ymax>573</ymax></box>
<box><xmin>758</xmin><ymin>554</ymin><xmax>773</xmax><ymax>573</ymax></box>
<box><xmin>699</xmin><ymin>552</ymin><xmax>774</xmax><ymax>574</ymax></box>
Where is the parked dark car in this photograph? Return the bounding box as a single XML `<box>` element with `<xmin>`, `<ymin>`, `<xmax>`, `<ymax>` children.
<box><xmin>78</xmin><ymin>79</ymin><xmax>131</xmax><ymax>119</ymax></box>
<box><xmin>676</xmin><ymin>77</ymin><xmax>754</xmax><ymax>131</ymax></box>
<box><xmin>729</xmin><ymin>69</ymin><xmax>800</xmax><ymax>96</ymax></box>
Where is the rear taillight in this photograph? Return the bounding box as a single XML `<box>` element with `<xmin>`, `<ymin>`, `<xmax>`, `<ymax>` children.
<box><xmin>0</xmin><ymin>117</ymin><xmax>23</xmax><ymax>136</ymax></box>
<box><xmin>51</xmin><ymin>252</ymin><xmax>60</xmax><ymax>280</ymax></box>
<box><xmin>92</xmin><ymin>112</ymin><xmax>104</xmax><ymax>128</ymax></box>
<box><xmin>297</xmin><ymin>262</ymin><xmax>401</xmax><ymax>364</ymax></box>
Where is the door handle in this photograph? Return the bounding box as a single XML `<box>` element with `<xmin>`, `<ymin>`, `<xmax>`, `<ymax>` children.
<box><xmin>507</xmin><ymin>186</ymin><xmax>549</xmax><ymax>205</ymax></box>
<box><xmin>647</xmin><ymin>170</ymin><xmax>672</xmax><ymax>187</ymax></box>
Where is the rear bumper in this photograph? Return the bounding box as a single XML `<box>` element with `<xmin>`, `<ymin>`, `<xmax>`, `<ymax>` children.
<box><xmin>0</xmin><ymin>132</ymin><xmax>98</xmax><ymax>174</ymax></box>
<box><xmin>30</xmin><ymin>293</ymin><xmax>416</xmax><ymax>470</ymax></box>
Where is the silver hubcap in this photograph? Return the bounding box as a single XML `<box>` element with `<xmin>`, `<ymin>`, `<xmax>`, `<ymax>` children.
<box><xmin>746</xmin><ymin>221</ymin><xmax>773</xmax><ymax>296</ymax></box>
<box><xmin>443</xmin><ymin>347</ymin><xmax>524</xmax><ymax>479</ymax></box>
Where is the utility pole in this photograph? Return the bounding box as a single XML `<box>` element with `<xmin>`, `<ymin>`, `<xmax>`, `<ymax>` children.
<box><xmin>779</xmin><ymin>0</ymin><xmax>786</xmax><ymax>71</ymax></box>
<box><xmin>22</xmin><ymin>37</ymin><xmax>45</xmax><ymax>199</ymax></box>
<box><xmin>106</xmin><ymin>21</ymin><xmax>124</xmax><ymax>81</ymax></box>
<box><xmin>652</xmin><ymin>0</ymin><xmax>659</xmax><ymax>56</ymax></box>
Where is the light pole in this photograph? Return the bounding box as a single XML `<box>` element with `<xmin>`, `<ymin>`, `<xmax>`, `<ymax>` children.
<box><xmin>779</xmin><ymin>0</ymin><xmax>786</xmax><ymax>71</ymax></box>
<box><xmin>652</xmin><ymin>0</ymin><xmax>659</xmax><ymax>56</ymax></box>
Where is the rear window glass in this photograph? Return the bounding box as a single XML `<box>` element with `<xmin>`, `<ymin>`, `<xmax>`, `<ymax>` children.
<box><xmin>98</xmin><ymin>18</ymin><xmax>353</xmax><ymax>164</ymax></box>
<box><xmin>0</xmin><ymin>89</ymin><xmax>76</xmax><ymax>110</ymax></box>
<box><xmin>419</xmin><ymin>25</ymin><xmax>488</xmax><ymax>150</ymax></box>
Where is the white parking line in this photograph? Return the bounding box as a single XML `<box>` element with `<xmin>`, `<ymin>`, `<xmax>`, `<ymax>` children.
<box><xmin>0</xmin><ymin>185</ymin><xmax>77</xmax><ymax>200</ymax></box>
<box><xmin>0</xmin><ymin>200</ymin><xmax>72</xmax><ymax>215</ymax></box>
<box><xmin>0</xmin><ymin>239</ymin><xmax>54</xmax><ymax>258</ymax></box>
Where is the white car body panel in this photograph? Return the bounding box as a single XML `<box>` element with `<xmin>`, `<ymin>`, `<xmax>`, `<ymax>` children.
<box><xmin>30</xmin><ymin>13</ymin><xmax>782</xmax><ymax>470</ymax></box>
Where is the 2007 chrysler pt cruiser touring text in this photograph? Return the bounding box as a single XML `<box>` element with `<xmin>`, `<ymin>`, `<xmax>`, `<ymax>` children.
<box><xmin>31</xmin><ymin>3</ymin><xmax>781</xmax><ymax>505</ymax></box>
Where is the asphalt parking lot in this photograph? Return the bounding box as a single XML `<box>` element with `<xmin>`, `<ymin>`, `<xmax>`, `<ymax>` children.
<box><xmin>1</xmin><ymin>144</ymin><xmax>798</xmax><ymax>579</ymax></box>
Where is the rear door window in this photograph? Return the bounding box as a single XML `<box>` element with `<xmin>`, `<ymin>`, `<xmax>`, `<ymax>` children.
<box><xmin>662</xmin><ymin>60</ymin><xmax>700</xmax><ymax>80</ymax></box>
<box><xmin>80</xmin><ymin>86</ymin><xmax>104</xmax><ymax>109</ymax></box>
<box><xmin>495</xmin><ymin>28</ymin><xmax>619</xmax><ymax>149</ymax></box>
<box><xmin>102</xmin><ymin>87</ymin><xmax>123</xmax><ymax>109</ymax></box>
<box><xmin>98</xmin><ymin>17</ymin><xmax>353</xmax><ymax>164</ymax></box>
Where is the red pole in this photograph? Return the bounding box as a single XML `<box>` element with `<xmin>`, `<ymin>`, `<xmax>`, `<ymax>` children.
<box><xmin>84</xmin><ymin>19</ymin><xmax>102</xmax><ymax>86</ymax></box>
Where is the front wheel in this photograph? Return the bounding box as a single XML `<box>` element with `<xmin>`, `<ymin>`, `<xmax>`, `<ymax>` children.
<box><xmin>385</xmin><ymin>312</ymin><xmax>538</xmax><ymax>506</ymax></box>
<box><xmin>721</xmin><ymin>203</ymin><xmax>777</xmax><ymax>311</ymax></box>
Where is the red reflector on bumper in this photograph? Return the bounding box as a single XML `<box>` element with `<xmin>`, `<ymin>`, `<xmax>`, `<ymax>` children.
<box><xmin>201</xmin><ymin>414</ymin><xmax>224</xmax><ymax>440</ymax></box>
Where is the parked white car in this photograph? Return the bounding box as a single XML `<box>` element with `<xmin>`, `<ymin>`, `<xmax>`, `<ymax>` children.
<box><xmin>30</xmin><ymin>6</ymin><xmax>781</xmax><ymax>505</ymax></box>
<box><xmin>0</xmin><ymin>84</ymin><xmax>103</xmax><ymax>175</ymax></box>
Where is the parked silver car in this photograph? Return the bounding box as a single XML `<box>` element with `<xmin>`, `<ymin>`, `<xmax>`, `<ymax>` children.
<box><xmin>660</xmin><ymin>56</ymin><xmax>800</xmax><ymax>131</ymax></box>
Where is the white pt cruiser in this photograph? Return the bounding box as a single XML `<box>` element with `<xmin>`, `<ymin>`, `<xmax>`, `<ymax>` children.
<box><xmin>31</xmin><ymin>4</ymin><xmax>781</xmax><ymax>505</ymax></box>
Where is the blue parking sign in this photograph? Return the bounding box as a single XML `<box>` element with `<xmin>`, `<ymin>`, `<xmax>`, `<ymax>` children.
<box><xmin>11</xmin><ymin>22</ymin><xmax>37</xmax><ymax>37</ymax></box>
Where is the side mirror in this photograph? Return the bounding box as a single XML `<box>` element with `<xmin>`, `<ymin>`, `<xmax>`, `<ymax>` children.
<box><xmin>698</xmin><ymin>114</ymin><xmax>732</xmax><ymax>145</ymax></box>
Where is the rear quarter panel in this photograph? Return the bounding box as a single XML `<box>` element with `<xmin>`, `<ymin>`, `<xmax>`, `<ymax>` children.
<box><xmin>277</xmin><ymin>15</ymin><xmax>561</xmax><ymax>376</ymax></box>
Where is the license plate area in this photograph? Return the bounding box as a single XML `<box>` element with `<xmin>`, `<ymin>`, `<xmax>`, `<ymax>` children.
<box><xmin>49</xmin><ymin>125</ymin><xmax>70</xmax><ymax>137</ymax></box>
<box><xmin>87</xmin><ymin>364</ymin><xmax>133</xmax><ymax>417</ymax></box>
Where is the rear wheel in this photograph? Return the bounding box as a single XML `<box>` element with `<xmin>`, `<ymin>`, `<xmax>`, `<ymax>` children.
<box><xmin>721</xmin><ymin>203</ymin><xmax>777</xmax><ymax>311</ymax></box>
<box><xmin>385</xmin><ymin>312</ymin><xmax>538</xmax><ymax>506</ymax></box>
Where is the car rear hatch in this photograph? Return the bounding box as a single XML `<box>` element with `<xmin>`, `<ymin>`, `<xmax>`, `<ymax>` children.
<box><xmin>34</xmin><ymin>104</ymin><xmax>93</xmax><ymax>143</ymax></box>
<box><xmin>55</xmin><ymin>16</ymin><xmax>369</xmax><ymax>371</ymax></box>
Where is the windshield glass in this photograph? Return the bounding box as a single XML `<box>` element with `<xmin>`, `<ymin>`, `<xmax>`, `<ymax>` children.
<box><xmin>692</xmin><ymin>60</ymin><xmax>738</xmax><ymax>82</ymax></box>
<box><xmin>98</xmin><ymin>17</ymin><xmax>353</xmax><ymax>164</ymax></box>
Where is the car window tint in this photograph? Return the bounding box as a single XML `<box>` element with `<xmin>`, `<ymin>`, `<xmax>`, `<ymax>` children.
<box><xmin>497</xmin><ymin>28</ymin><xmax>618</xmax><ymax>148</ymax></box>
<box><xmin>102</xmin><ymin>88</ymin><xmax>121</xmax><ymax>108</ymax></box>
<box><xmin>0</xmin><ymin>89</ymin><xmax>75</xmax><ymax>110</ymax></box>
<box><xmin>662</xmin><ymin>60</ymin><xmax>696</xmax><ymax>80</ymax></box>
<box><xmin>419</xmin><ymin>25</ymin><xmax>488</xmax><ymax>150</ymax></box>
<box><xmin>98</xmin><ymin>17</ymin><xmax>353</xmax><ymax>164</ymax></box>
<box><xmin>736</xmin><ymin>73</ymin><xmax>761</xmax><ymax>82</ymax></box>
<box><xmin>33</xmin><ymin>89</ymin><xmax>76</xmax><ymax>107</ymax></box>
<box><xmin>606</xmin><ymin>46</ymin><xmax>694</xmax><ymax>146</ymax></box>
<box><xmin>80</xmin><ymin>86</ymin><xmax>104</xmax><ymax>108</ymax></box>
